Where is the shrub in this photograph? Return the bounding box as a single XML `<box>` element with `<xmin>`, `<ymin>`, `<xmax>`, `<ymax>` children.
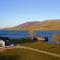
<box><xmin>9</xmin><ymin>37</ymin><xmax>32</xmax><ymax>44</ymax></box>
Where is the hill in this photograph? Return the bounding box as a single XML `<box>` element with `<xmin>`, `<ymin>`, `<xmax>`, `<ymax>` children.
<box><xmin>3</xmin><ymin>20</ymin><xmax>60</xmax><ymax>30</ymax></box>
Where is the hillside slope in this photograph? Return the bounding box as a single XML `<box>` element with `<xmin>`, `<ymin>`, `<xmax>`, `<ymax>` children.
<box><xmin>3</xmin><ymin>20</ymin><xmax>60</xmax><ymax>30</ymax></box>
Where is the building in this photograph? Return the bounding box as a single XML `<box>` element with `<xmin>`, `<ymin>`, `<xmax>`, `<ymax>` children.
<box><xmin>36</xmin><ymin>36</ymin><xmax>48</xmax><ymax>42</ymax></box>
<box><xmin>0</xmin><ymin>39</ymin><xmax>5</xmax><ymax>47</ymax></box>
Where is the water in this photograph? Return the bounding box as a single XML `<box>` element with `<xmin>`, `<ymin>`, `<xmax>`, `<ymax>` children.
<box><xmin>0</xmin><ymin>30</ymin><xmax>29</xmax><ymax>39</ymax></box>
<box><xmin>0</xmin><ymin>30</ymin><xmax>60</xmax><ymax>43</ymax></box>
<box><xmin>34</xmin><ymin>30</ymin><xmax>60</xmax><ymax>43</ymax></box>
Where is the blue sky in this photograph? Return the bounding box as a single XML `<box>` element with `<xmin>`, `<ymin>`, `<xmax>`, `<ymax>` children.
<box><xmin>0</xmin><ymin>0</ymin><xmax>60</xmax><ymax>28</ymax></box>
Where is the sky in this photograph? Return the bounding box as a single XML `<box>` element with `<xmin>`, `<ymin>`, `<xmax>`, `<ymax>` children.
<box><xmin>0</xmin><ymin>0</ymin><xmax>60</xmax><ymax>28</ymax></box>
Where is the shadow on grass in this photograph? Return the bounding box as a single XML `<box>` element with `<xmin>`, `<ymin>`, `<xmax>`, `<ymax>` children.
<box><xmin>0</xmin><ymin>55</ymin><xmax>19</xmax><ymax>60</ymax></box>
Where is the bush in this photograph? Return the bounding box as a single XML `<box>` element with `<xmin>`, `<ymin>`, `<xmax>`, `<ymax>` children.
<box><xmin>9</xmin><ymin>37</ymin><xmax>32</xmax><ymax>44</ymax></box>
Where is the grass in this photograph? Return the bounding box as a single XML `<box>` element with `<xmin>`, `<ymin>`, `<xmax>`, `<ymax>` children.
<box><xmin>0</xmin><ymin>48</ymin><xmax>60</xmax><ymax>60</ymax></box>
<box><xmin>20</xmin><ymin>41</ymin><xmax>60</xmax><ymax>54</ymax></box>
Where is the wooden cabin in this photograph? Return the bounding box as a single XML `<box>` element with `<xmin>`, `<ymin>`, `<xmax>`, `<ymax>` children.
<box><xmin>36</xmin><ymin>37</ymin><xmax>45</xmax><ymax>41</ymax></box>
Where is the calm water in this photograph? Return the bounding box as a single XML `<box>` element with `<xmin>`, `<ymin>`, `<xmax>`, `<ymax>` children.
<box><xmin>34</xmin><ymin>30</ymin><xmax>60</xmax><ymax>43</ymax></box>
<box><xmin>0</xmin><ymin>30</ymin><xmax>60</xmax><ymax>42</ymax></box>
<box><xmin>34</xmin><ymin>30</ymin><xmax>60</xmax><ymax>37</ymax></box>
<box><xmin>0</xmin><ymin>30</ymin><xmax>29</xmax><ymax>38</ymax></box>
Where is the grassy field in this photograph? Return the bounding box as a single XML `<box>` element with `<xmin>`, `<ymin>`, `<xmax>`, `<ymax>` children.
<box><xmin>20</xmin><ymin>41</ymin><xmax>60</xmax><ymax>54</ymax></box>
<box><xmin>0</xmin><ymin>48</ymin><xmax>60</xmax><ymax>60</ymax></box>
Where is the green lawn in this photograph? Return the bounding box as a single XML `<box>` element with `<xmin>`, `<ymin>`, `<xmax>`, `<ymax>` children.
<box><xmin>20</xmin><ymin>41</ymin><xmax>60</xmax><ymax>54</ymax></box>
<box><xmin>0</xmin><ymin>48</ymin><xmax>60</xmax><ymax>60</ymax></box>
